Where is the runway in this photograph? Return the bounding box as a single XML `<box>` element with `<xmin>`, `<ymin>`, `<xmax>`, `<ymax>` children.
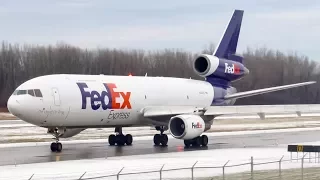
<box><xmin>1</xmin><ymin>128</ymin><xmax>320</xmax><ymax>166</ymax></box>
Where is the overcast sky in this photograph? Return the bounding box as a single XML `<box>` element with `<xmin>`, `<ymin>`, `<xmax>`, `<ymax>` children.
<box><xmin>0</xmin><ymin>0</ymin><xmax>319</xmax><ymax>61</ymax></box>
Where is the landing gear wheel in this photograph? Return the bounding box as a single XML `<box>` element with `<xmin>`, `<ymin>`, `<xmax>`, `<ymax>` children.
<box><xmin>50</xmin><ymin>142</ymin><xmax>62</xmax><ymax>152</ymax></box>
<box><xmin>125</xmin><ymin>134</ymin><xmax>133</xmax><ymax>145</ymax></box>
<box><xmin>109</xmin><ymin>127</ymin><xmax>133</xmax><ymax>146</ymax></box>
<box><xmin>201</xmin><ymin>135</ymin><xmax>208</xmax><ymax>146</ymax></box>
<box><xmin>192</xmin><ymin>137</ymin><xmax>201</xmax><ymax>147</ymax></box>
<box><xmin>160</xmin><ymin>134</ymin><xmax>168</xmax><ymax>146</ymax></box>
<box><xmin>154</xmin><ymin>126</ymin><xmax>168</xmax><ymax>146</ymax></box>
<box><xmin>57</xmin><ymin>142</ymin><xmax>62</xmax><ymax>152</ymax></box>
<box><xmin>109</xmin><ymin>134</ymin><xmax>116</xmax><ymax>146</ymax></box>
<box><xmin>50</xmin><ymin>142</ymin><xmax>57</xmax><ymax>152</ymax></box>
<box><xmin>154</xmin><ymin>134</ymin><xmax>161</xmax><ymax>146</ymax></box>
<box><xmin>116</xmin><ymin>134</ymin><xmax>125</xmax><ymax>146</ymax></box>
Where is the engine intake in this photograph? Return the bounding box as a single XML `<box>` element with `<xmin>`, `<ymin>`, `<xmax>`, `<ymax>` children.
<box><xmin>169</xmin><ymin>114</ymin><xmax>205</xmax><ymax>140</ymax></box>
<box><xmin>193</xmin><ymin>54</ymin><xmax>220</xmax><ymax>77</ymax></box>
<box><xmin>193</xmin><ymin>54</ymin><xmax>249</xmax><ymax>82</ymax></box>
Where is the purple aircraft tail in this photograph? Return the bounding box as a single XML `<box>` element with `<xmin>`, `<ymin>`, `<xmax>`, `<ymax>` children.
<box><xmin>213</xmin><ymin>9</ymin><xmax>244</xmax><ymax>63</ymax></box>
<box><xmin>192</xmin><ymin>9</ymin><xmax>316</xmax><ymax>105</ymax></box>
<box><xmin>192</xmin><ymin>9</ymin><xmax>248</xmax><ymax>88</ymax></box>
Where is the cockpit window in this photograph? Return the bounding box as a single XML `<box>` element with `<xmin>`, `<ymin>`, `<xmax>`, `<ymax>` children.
<box><xmin>28</xmin><ymin>89</ymin><xmax>35</xmax><ymax>96</ymax></box>
<box><xmin>13</xmin><ymin>89</ymin><xmax>42</xmax><ymax>97</ymax></box>
<box><xmin>17</xmin><ymin>90</ymin><xmax>27</xmax><ymax>95</ymax></box>
<box><xmin>13</xmin><ymin>90</ymin><xmax>18</xmax><ymax>95</ymax></box>
<box><xmin>34</xmin><ymin>89</ymin><xmax>43</xmax><ymax>97</ymax></box>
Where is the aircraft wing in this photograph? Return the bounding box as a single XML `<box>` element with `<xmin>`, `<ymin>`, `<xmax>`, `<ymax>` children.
<box><xmin>224</xmin><ymin>81</ymin><xmax>316</xmax><ymax>100</ymax></box>
<box><xmin>203</xmin><ymin>104</ymin><xmax>320</xmax><ymax>116</ymax></box>
<box><xmin>143</xmin><ymin>104</ymin><xmax>320</xmax><ymax>120</ymax></box>
<box><xmin>143</xmin><ymin>81</ymin><xmax>317</xmax><ymax>120</ymax></box>
<box><xmin>143</xmin><ymin>106</ymin><xmax>202</xmax><ymax>117</ymax></box>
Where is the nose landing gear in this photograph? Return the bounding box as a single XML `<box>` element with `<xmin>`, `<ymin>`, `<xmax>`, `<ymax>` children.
<box><xmin>48</xmin><ymin>127</ymin><xmax>64</xmax><ymax>152</ymax></box>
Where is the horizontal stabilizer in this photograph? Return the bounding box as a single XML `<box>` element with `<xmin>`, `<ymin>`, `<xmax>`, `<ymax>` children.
<box><xmin>224</xmin><ymin>81</ymin><xmax>316</xmax><ymax>100</ymax></box>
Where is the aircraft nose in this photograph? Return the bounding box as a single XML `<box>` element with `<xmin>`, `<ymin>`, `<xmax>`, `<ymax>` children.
<box><xmin>7</xmin><ymin>96</ymin><xmax>20</xmax><ymax>117</ymax></box>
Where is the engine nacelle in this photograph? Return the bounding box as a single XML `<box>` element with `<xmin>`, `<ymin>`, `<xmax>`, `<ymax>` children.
<box><xmin>169</xmin><ymin>114</ymin><xmax>205</xmax><ymax>140</ymax></box>
<box><xmin>193</xmin><ymin>54</ymin><xmax>249</xmax><ymax>82</ymax></box>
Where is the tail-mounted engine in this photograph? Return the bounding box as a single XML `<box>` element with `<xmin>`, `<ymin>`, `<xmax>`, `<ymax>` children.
<box><xmin>193</xmin><ymin>54</ymin><xmax>249</xmax><ymax>82</ymax></box>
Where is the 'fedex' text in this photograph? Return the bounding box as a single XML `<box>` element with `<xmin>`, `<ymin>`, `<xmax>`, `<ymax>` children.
<box><xmin>192</xmin><ymin>122</ymin><xmax>203</xmax><ymax>129</ymax></box>
<box><xmin>77</xmin><ymin>83</ymin><xmax>132</xmax><ymax>110</ymax></box>
<box><xmin>225</xmin><ymin>63</ymin><xmax>240</xmax><ymax>74</ymax></box>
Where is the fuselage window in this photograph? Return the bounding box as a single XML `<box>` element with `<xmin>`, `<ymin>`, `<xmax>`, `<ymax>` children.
<box><xmin>34</xmin><ymin>89</ymin><xmax>43</xmax><ymax>97</ymax></box>
<box><xmin>28</xmin><ymin>89</ymin><xmax>35</xmax><ymax>96</ymax></box>
<box><xmin>17</xmin><ymin>90</ymin><xmax>27</xmax><ymax>95</ymax></box>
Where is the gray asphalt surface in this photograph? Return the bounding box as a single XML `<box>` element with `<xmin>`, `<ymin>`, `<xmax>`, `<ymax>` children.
<box><xmin>0</xmin><ymin>129</ymin><xmax>319</xmax><ymax>166</ymax></box>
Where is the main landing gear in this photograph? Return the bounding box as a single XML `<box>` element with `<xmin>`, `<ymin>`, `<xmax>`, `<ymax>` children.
<box><xmin>184</xmin><ymin>135</ymin><xmax>208</xmax><ymax>148</ymax></box>
<box><xmin>108</xmin><ymin>127</ymin><xmax>133</xmax><ymax>146</ymax></box>
<box><xmin>153</xmin><ymin>126</ymin><xmax>168</xmax><ymax>146</ymax></box>
<box><xmin>49</xmin><ymin>128</ymin><xmax>63</xmax><ymax>152</ymax></box>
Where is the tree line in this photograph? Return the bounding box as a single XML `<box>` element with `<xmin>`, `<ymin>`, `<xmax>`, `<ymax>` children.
<box><xmin>0</xmin><ymin>41</ymin><xmax>319</xmax><ymax>107</ymax></box>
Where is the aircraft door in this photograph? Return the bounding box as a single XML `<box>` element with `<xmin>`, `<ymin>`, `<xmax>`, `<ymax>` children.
<box><xmin>45</xmin><ymin>87</ymin><xmax>70</xmax><ymax>126</ymax></box>
<box><xmin>52</xmin><ymin>88</ymin><xmax>61</xmax><ymax>106</ymax></box>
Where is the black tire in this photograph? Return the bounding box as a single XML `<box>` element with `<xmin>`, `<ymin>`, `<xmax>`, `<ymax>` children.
<box><xmin>160</xmin><ymin>134</ymin><xmax>168</xmax><ymax>146</ymax></box>
<box><xmin>117</xmin><ymin>134</ymin><xmax>125</xmax><ymax>146</ymax></box>
<box><xmin>50</xmin><ymin>142</ymin><xmax>57</xmax><ymax>152</ymax></box>
<box><xmin>109</xmin><ymin>134</ymin><xmax>116</xmax><ymax>146</ymax></box>
<box><xmin>125</xmin><ymin>134</ymin><xmax>133</xmax><ymax>145</ymax></box>
<box><xmin>57</xmin><ymin>143</ymin><xmax>62</xmax><ymax>152</ymax></box>
<box><xmin>153</xmin><ymin>134</ymin><xmax>161</xmax><ymax>145</ymax></box>
<box><xmin>201</xmin><ymin>135</ymin><xmax>208</xmax><ymax>146</ymax></box>
<box><xmin>184</xmin><ymin>140</ymin><xmax>191</xmax><ymax>148</ymax></box>
<box><xmin>192</xmin><ymin>136</ymin><xmax>201</xmax><ymax>147</ymax></box>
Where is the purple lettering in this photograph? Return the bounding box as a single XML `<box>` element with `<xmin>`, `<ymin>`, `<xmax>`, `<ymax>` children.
<box><xmin>77</xmin><ymin>83</ymin><xmax>91</xmax><ymax>109</ymax></box>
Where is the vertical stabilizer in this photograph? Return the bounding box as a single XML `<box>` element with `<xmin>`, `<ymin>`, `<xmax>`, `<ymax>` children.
<box><xmin>213</xmin><ymin>10</ymin><xmax>244</xmax><ymax>63</ymax></box>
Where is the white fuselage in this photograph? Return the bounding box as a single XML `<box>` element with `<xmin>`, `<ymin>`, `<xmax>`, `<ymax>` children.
<box><xmin>7</xmin><ymin>74</ymin><xmax>215</xmax><ymax>128</ymax></box>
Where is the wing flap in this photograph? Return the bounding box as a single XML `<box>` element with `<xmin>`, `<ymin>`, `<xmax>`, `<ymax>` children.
<box><xmin>224</xmin><ymin>81</ymin><xmax>316</xmax><ymax>100</ymax></box>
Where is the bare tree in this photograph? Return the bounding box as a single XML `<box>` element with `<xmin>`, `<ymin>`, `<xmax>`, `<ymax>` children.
<box><xmin>0</xmin><ymin>41</ymin><xmax>319</xmax><ymax>108</ymax></box>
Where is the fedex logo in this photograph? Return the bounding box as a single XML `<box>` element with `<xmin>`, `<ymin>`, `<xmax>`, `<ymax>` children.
<box><xmin>77</xmin><ymin>83</ymin><xmax>132</xmax><ymax>110</ymax></box>
<box><xmin>225</xmin><ymin>63</ymin><xmax>240</xmax><ymax>74</ymax></box>
<box><xmin>192</xmin><ymin>122</ymin><xmax>202</xmax><ymax>129</ymax></box>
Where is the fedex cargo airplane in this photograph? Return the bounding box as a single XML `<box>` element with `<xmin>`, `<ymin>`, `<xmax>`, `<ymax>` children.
<box><xmin>7</xmin><ymin>10</ymin><xmax>315</xmax><ymax>152</ymax></box>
